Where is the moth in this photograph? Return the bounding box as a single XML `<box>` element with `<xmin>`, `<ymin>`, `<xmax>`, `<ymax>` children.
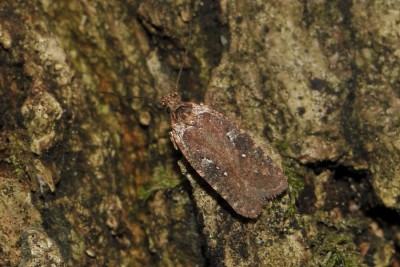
<box><xmin>162</xmin><ymin>92</ymin><xmax>288</xmax><ymax>218</ymax></box>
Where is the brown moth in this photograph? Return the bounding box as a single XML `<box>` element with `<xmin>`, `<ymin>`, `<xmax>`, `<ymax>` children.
<box><xmin>162</xmin><ymin>92</ymin><xmax>288</xmax><ymax>218</ymax></box>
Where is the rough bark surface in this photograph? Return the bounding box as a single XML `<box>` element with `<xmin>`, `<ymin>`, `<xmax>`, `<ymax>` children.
<box><xmin>0</xmin><ymin>0</ymin><xmax>399</xmax><ymax>266</ymax></box>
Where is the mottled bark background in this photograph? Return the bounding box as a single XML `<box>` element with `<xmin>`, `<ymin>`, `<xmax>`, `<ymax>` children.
<box><xmin>0</xmin><ymin>0</ymin><xmax>399</xmax><ymax>266</ymax></box>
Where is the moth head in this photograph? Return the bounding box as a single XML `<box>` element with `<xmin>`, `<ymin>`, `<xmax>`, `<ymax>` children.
<box><xmin>161</xmin><ymin>92</ymin><xmax>182</xmax><ymax>113</ymax></box>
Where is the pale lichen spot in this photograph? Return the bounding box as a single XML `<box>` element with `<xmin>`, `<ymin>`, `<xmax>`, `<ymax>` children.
<box><xmin>226</xmin><ymin>131</ymin><xmax>236</xmax><ymax>141</ymax></box>
<box><xmin>201</xmin><ymin>158</ymin><xmax>214</xmax><ymax>165</ymax></box>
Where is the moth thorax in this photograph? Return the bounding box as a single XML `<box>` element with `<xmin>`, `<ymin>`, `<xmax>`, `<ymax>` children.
<box><xmin>174</xmin><ymin>105</ymin><xmax>197</xmax><ymax>126</ymax></box>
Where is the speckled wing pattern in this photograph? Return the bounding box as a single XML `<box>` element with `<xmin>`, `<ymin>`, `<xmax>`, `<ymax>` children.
<box><xmin>169</xmin><ymin>102</ymin><xmax>288</xmax><ymax>218</ymax></box>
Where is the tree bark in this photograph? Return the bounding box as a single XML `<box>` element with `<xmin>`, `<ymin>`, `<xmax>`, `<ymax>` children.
<box><xmin>0</xmin><ymin>0</ymin><xmax>399</xmax><ymax>266</ymax></box>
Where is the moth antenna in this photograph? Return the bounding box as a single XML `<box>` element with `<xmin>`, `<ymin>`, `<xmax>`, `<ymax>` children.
<box><xmin>175</xmin><ymin>20</ymin><xmax>192</xmax><ymax>92</ymax></box>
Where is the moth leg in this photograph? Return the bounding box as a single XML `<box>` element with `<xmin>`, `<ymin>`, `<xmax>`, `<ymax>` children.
<box><xmin>169</xmin><ymin>132</ymin><xmax>179</xmax><ymax>150</ymax></box>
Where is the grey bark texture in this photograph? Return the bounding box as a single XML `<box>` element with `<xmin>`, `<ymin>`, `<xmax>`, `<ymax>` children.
<box><xmin>0</xmin><ymin>0</ymin><xmax>399</xmax><ymax>266</ymax></box>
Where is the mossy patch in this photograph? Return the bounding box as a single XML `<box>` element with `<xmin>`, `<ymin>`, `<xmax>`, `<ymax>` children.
<box><xmin>311</xmin><ymin>232</ymin><xmax>365</xmax><ymax>267</ymax></box>
<box><xmin>138</xmin><ymin>166</ymin><xmax>182</xmax><ymax>201</ymax></box>
<box><xmin>285</xmin><ymin>160</ymin><xmax>305</xmax><ymax>217</ymax></box>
